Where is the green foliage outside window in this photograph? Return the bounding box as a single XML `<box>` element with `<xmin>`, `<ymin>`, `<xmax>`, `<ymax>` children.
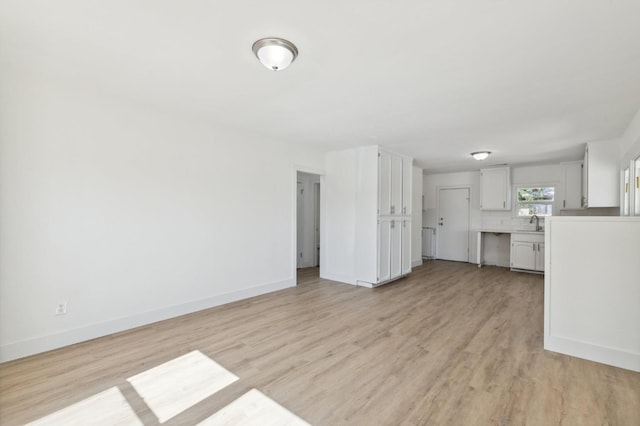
<box><xmin>516</xmin><ymin>187</ymin><xmax>554</xmax><ymax>216</ymax></box>
<box><xmin>517</xmin><ymin>187</ymin><xmax>554</xmax><ymax>202</ymax></box>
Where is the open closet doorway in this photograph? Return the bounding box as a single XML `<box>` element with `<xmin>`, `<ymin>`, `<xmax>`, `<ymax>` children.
<box><xmin>296</xmin><ymin>171</ymin><xmax>321</xmax><ymax>270</ymax></box>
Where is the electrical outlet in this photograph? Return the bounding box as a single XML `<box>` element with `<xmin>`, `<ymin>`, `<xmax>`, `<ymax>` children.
<box><xmin>55</xmin><ymin>302</ymin><xmax>68</xmax><ymax>315</ymax></box>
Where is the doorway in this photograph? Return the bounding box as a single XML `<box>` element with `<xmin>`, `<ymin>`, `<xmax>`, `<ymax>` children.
<box><xmin>296</xmin><ymin>171</ymin><xmax>321</xmax><ymax>269</ymax></box>
<box><xmin>437</xmin><ymin>187</ymin><xmax>470</xmax><ymax>262</ymax></box>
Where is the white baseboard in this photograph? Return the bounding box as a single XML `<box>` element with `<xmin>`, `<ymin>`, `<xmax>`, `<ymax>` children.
<box><xmin>545</xmin><ymin>335</ymin><xmax>640</xmax><ymax>372</ymax></box>
<box><xmin>412</xmin><ymin>259</ymin><xmax>423</xmax><ymax>267</ymax></box>
<box><xmin>0</xmin><ymin>278</ymin><xmax>294</xmax><ymax>363</ymax></box>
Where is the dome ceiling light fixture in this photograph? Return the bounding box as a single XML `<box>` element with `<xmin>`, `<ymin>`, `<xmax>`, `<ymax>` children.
<box><xmin>252</xmin><ymin>37</ymin><xmax>298</xmax><ymax>71</ymax></box>
<box><xmin>471</xmin><ymin>151</ymin><xmax>492</xmax><ymax>160</ymax></box>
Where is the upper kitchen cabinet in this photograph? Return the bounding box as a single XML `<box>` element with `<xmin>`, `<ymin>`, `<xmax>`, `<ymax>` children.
<box><xmin>378</xmin><ymin>150</ymin><xmax>412</xmax><ymax>216</ymax></box>
<box><xmin>480</xmin><ymin>166</ymin><xmax>511</xmax><ymax>210</ymax></box>
<box><xmin>378</xmin><ymin>150</ymin><xmax>404</xmax><ymax>215</ymax></box>
<box><xmin>582</xmin><ymin>141</ymin><xmax>619</xmax><ymax>208</ymax></box>
<box><xmin>560</xmin><ymin>161</ymin><xmax>583</xmax><ymax>210</ymax></box>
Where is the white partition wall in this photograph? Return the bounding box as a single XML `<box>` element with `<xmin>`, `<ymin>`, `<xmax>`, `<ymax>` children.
<box><xmin>544</xmin><ymin>216</ymin><xmax>640</xmax><ymax>372</ymax></box>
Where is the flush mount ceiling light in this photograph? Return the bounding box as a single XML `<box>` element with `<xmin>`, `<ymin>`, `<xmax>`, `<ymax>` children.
<box><xmin>471</xmin><ymin>151</ymin><xmax>491</xmax><ymax>160</ymax></box>
<box><xmin>252</xmin><ymin>38</ymin><xmax>298</xmax><ymax>71</ymax></box>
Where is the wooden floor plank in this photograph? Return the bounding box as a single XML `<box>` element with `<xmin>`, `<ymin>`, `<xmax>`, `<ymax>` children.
<box><xmin>1</xmin><ymin>261</ymin><xmax>638</xmax><ymax>425</ymax></box>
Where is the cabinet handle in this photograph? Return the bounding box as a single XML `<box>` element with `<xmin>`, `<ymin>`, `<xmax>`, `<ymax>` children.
<box><xmin>391</xmin><ymin>220</ymin><xmax>395</xmax><ymax>229</ymax></box>
<box><xmin>563</xmin><ymin>200</ymin><xmax>566</xmax><ymax>208</ymax></box>
<box><xmin>503</xmin><ymin>201</ymin><xmax>506</xmax><ymax>208</ymax></box>
<box><xmin>532</xmin><ymin>244</ymin><xmax>535</xmax><ymax>252</ymax></box>
<box><xmin>403</xmin><ymin>220</ymin><xmax>406</xmax><ymax>227</ymax></box>
<box><xmin>636</xmin><ymin>176</ymin><xmax>639</xmax><ymax>189</ymax></box>
<box><xmin>403</xmin><ymin>206</ymin><xmax>406</xmax><ymax>214</ymax></box>
<box><xmin>390</xmin><ymin>206</ymin><xmax>395</xmax><ymax>214</ymax></box>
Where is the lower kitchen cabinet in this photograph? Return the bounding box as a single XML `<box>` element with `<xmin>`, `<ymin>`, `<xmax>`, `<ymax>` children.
<box><xmin>510</xmin><ymin>233</ymin><xmax>545</xmax><ymax>273</ymax></box>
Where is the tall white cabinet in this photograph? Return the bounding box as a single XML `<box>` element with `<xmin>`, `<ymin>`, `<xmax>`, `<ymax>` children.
<box><xmin>323</xmin><ymin>145</ymin><xmax>413</xmax><ymax>287</ymax></box>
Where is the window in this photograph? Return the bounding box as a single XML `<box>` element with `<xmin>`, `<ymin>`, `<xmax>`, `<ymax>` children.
<box><xmin>516</xmin><ymin>186</ymin><xmax>554</xmax><ymax>217</ymax></box>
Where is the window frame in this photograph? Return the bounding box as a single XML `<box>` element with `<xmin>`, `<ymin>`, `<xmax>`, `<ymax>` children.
<box><xmin>512</xmin><ymin>184</ymin><xmax>557</xmax><ymax>218</ymax></box>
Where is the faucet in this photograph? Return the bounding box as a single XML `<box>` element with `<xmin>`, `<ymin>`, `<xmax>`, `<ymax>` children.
<box><xmin>529</xmin><ymin>214</ymin><xmax>541</xmax><ymax>232</ymax></box>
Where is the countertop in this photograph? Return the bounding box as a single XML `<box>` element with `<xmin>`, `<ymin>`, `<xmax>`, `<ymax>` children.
<box><xmin>477</xmin><ymin>228</ymin><xmax>544</xmax><ymax>235</ymax></box>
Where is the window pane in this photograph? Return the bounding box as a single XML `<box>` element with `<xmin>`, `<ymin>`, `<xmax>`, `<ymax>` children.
<box><xmin>517</xmin><ymin>187</ymin><xmax>554</xmax><ymax>202</ymax></box>
<box><xmin>517</xmin><ymin>203</ymin><xmax>553</xmax><ymax>217</ymax></box>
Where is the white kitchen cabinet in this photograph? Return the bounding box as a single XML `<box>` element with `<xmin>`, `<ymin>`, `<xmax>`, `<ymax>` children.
<box><xmin>402</xmin><ymin>157</ymin><xmax>412</xmax><ymax>215</ymax></box>
<box><xmin>377</xmin><ymin>218</ymin><xmax>391</xmax><ymax>283</ymax></box>
<box><xmin>480</xmin><ymin>167</ymin><xmax>511</xmax><ymax>210</ymax></box>
<box><xmin>635</xmin><ymin>155</ymin><xmax>640</xmax><ymax>216</ymax></box>
<box><xmin>536</xmin><ymin>242</ymin><xmax>545</xmax><ymax>271</ymax></box>
<box><xmin>582</xmin><ymin>141</ymin><xmax>619</xmax><ymax>208</ymax></box>
<box><xmin>510</xmin><ymin>233</ymin><xmax>544</xmax><ymax>273</ymax></box>
<box><xmin>378</xmin><ymin>150</ymin><xmax>405</xmax><ymax>216</ymax></box>
<box><xmin>357</xmin><ymin>147</ymin><xmax>412</xmax><ymax>287</ymax></box>
<box><xmin>377</xmin><ymin>217</ymin><xmax>407</xmax><ymax>284</ymax></box>
<box><xmin>322</xmin><ymin>145</ymin><xmax>412</xmax><ymax>287</ymax></box>
<box><xmin>561</xmin><ymin>161</ymin><xmax>583</xmax><ymax>210</ymax></box>
<box><xmin>401</xmin><ymin>219</ymin><xmax>412</xmax><ymax>275</ymax></box>
<box><xmin>378</xmin><ymin>150</ymin><xmax>392</xmax><ymax>215</ymax></box>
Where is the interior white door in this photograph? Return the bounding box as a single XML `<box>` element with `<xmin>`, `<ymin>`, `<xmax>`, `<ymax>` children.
<box><xmin>314</xmin><ymin>182</ymin><xmax>320</xmax><ymax>267</ymax></box>
<box><xmin>437</xmin><ymin>188</ymin><xmax>470</xmax><ymax>262</ymax></box>
<box><xmin>296</xmin><ymin>181</ymin><xmax>304</xmax><ymax>268</ymax></box>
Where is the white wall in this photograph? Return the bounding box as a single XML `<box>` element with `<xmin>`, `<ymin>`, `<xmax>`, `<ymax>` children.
<box><xmin>0</xmin><ymin>66</ymin><xmax>325</xmax><ymax>361</ymax></box>
<box><xmin>545</xmin><ymin>217</ymin><xmax>640</xmax><ymax>372</ymax></box>
<box><xmin>411</xmin><ymin>166</ymin><xmax>423</xmax><ymax>267</ymax></box>
<box><xmin>320</xmin><ymin>149</ymin><xmax>358</xmax><ymax>284</ymax></box>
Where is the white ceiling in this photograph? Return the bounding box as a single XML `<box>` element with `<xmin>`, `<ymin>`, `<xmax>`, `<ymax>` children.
<box><xmin>2</xmin><ymin>1</ymin><xmax>640</xmax><ymax>173</ymax></box>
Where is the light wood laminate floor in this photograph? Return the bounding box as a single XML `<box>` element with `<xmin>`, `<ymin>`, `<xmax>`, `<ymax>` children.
<box><xmin>1</xmin><ymin>261</ymin><xmax>638</xmax><ymax>425</ymax></box>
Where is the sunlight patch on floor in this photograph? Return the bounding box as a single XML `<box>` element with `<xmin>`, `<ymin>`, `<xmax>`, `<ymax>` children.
<box><xmin>127</xmin><ymin>350</ymin><xmax>238</xmax><ymax>423</ymax></box>
<box><xmin>198</xmin><ymin>388</ymin><xmax>310</xmax><ymax>426</ymax></box>
<box><xmin>26</xmin><ymin>387</ymin><xmax>142</xmax><ymax>426</ymax></box>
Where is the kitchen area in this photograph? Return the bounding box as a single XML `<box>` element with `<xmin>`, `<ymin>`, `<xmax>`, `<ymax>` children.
<box><xmin>421</xmin><ymin>139</ymin><xmax>640</xmax><ymax>372</ymax></box>
<box><xmin>422</xmin><ymin>140</ymin><xmax>620</xmax><ymax>273</ymax></box>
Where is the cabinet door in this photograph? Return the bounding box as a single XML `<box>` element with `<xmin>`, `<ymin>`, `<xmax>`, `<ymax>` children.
<box><xmin>401</xmin><ymin>219</ymin><xmax>412</xmax><ymax>275</ymax></box>
<box><xmin>377</xmin><ymin>219</ymin><xmax>391</xmax><ymax>283</ymax></box>
<box><xmin>378</xmin><ymin>151</ymin><xmax>392</xmax><ymax>215</ymax></box>
<box><xmin>390</xmin><ymin>219</ymin><xmax>403</xmax><ymax>279</ymax></box>
<box><xmin>582</xmin><ymin>148</ymin><xmax>588</xmax><ymax>207</ymax></box>
<box><xmin>635</xmin><ymin>155</ymin><xmax>640</xmax><ymax>215</ymax></box>
<box><xmin>402</xmin><ymin>157</ymin><xmax>412</xmax><ymax>215</ymax></box>
<box><xmin>536</xmin><ymin>243</ymin><xmax>545</xmax><ymax>272</ymax></box>
<box><xmin>391</xmin><ymin>155</ymin><xmax>403</xmax><ymax>215</ymax></box>
<box><xmin>563</xmin><ymin>162</ymin><xmax>583</xmax><ymax>209</ymax></box>
<box><xmin>481</xmin><ymin>167</ymin><xmax>510</xmax><ymax>210</ymax></box>
<box><xmin>511</xmin><ymin>241</ymin><xmax>537</xmax><ymax>270</ymax></box>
